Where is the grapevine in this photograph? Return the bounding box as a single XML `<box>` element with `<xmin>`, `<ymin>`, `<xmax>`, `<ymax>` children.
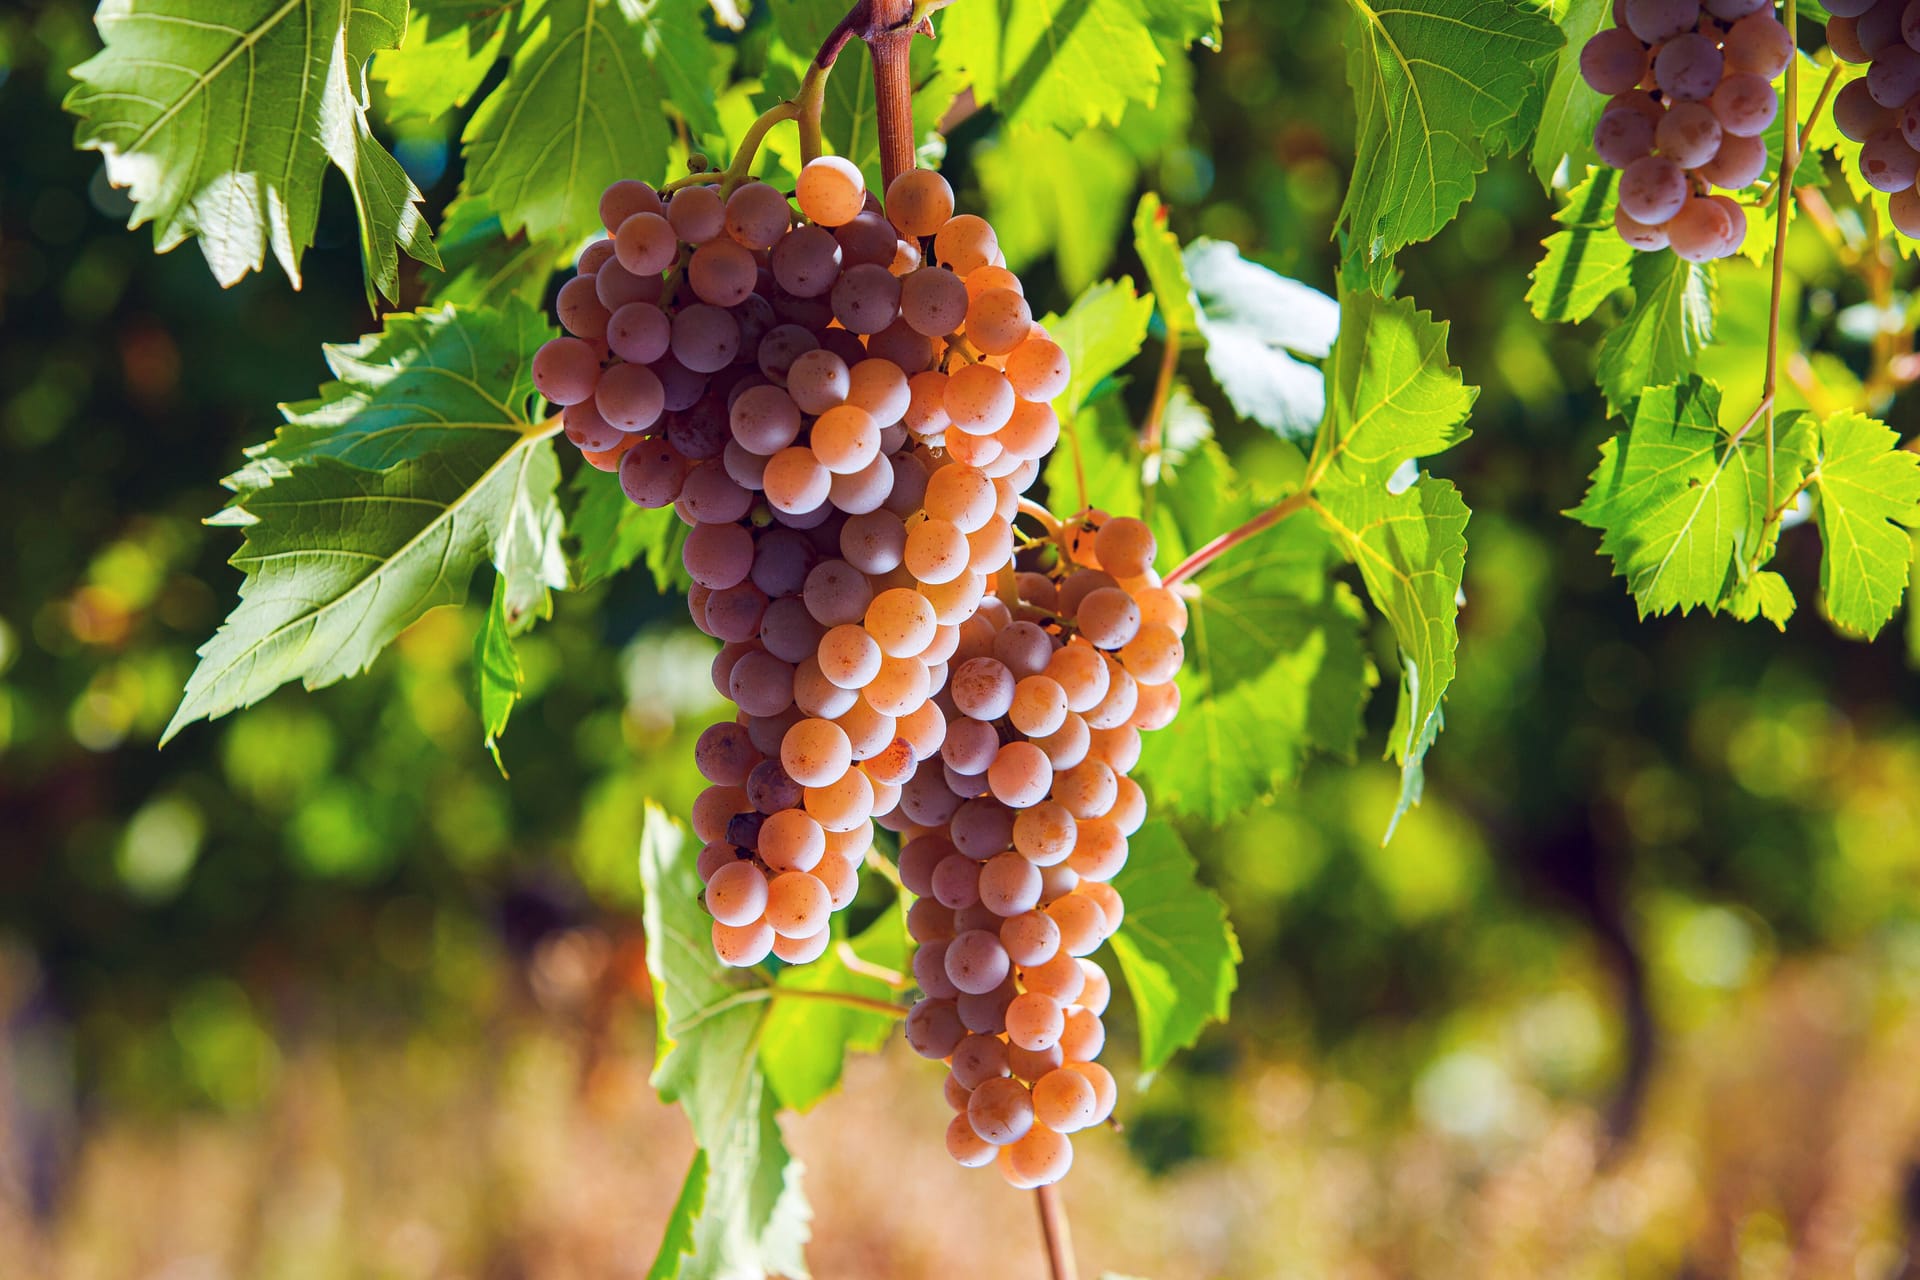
<box><xmin>50</xmin><ymin>0</ymin><xmax>1920</xmax><ymax>1272</ymax></box>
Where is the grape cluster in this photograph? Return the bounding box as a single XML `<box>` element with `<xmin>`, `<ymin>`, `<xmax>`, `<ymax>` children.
<box><xmin>1580</xmin><ymin>0</ymin><xmax>1791</xmax><ymax>260</ymax></box>
<box><xmin>531</xmin><ymin>161</ymin><xmax>1071</xmax><ymax>967</ymax></box>
<box><xmin>1826</xmin><ymin>0</ymin><xmax>1920</xmax><ymax>234</ymax></box>
<box><xmin>894</xmin><ymin>514</ymin><xmax>1185</xmax><ymax>1188</ymax></box>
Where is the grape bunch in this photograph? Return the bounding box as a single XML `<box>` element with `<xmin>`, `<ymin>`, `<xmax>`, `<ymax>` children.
<box><xmin>1825</xmin><ymin>0</ymin><xmax>1920</xmax><ymax>235</ymax></box>
<box><xmin>1580</xmin><ymin>0</ymin><xmax>1792</xmax><ymax>260</ymax></box>
<box><xmin>894</xmin><ymin>514</ymin><xmax>1185</xmax><ymax>1187</ymax></box>
<box><xmin>530</xmin><ymin>160</ymin><xmax>1072</xmax><ymax>968</ymax></box>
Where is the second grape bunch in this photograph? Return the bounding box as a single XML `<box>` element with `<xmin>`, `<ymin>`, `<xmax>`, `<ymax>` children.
<box><xmin>1582</xmin><ymin>0</ymin><xmax>1792</xmax><ymax>260</ymax></box>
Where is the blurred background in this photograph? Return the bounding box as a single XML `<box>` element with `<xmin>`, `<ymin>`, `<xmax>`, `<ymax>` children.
<box><xmin>7</xmin><ymin>2</ymin><xmax>1920</xmax><ymax>1277</ymax></box>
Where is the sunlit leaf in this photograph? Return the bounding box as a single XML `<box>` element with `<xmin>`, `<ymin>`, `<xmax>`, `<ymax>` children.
<box><xmin>1338</xmin><ymin>0</ymin><xmax>1562</xmax><ymax>287</ymax></box>
<box><xmin>167</xmin><ymin>304</ymin><xmax>564</xmax><ymax>741</ymax></box>
<box><xmin>1108</xmin><ymin>821</ymin><xmax>1239</xmax><ymax>1073</ymax></box>
<box><xmin>65</xmin><ymin>0</ymin><xmax>438</xmax><ymax>300</ymax></box>
<box><xmin>1809</xmin><ymin>410</ymin><xmax>1920</xmax><ymax>638</ymax></box>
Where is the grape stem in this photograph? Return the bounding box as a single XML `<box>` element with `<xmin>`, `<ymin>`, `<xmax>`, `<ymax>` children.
<box><xmin>1034</xmin><ymin>1184</ymin><xmax>1080</xmax><ymax>1280</ymax></box>
<box><xmin>1750</xmin><ymin>62</ymin><xmax>1837</xmax><ymax>211</ymax></box>
<box><xmin>1744</xmin><ymin>0</ymin><xmax>1799</xmax><ymax>573</ymax></box>
<box><xmin>1139</xmin><ymin>326</ymin><xmax>1182</xmax><ymax>517</ymax></box>
<box><xmin>1163</xmin><ymin>488</ymin><xmax>1314</xmax><ymax>586</ymax></box>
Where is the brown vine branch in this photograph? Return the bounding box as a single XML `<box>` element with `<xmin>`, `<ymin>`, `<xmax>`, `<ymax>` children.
<box><xmin>1035</xmin><ymin>1184</ymin><xmax>1080</xmax><ymax>1280</ymax></box>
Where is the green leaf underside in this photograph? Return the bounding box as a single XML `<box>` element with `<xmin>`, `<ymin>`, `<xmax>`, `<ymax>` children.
<box><xmin>1569</xmin><ymin>378</ymin><xmax>1812</xmax><ymax>621</ymax></box>
<box><xmin>1107</xmin><ymin>821</ymin><xmax>1240</xmax><ymax>1074</ymax></box>
<box><xmin>1338</xmin><ymin>0</ymin><xmax>1563</xmax><ymax>288</ymax></box>
<box><xmin>646</xmin><ymin>1149</ymin><xmax>710</xmax><ymax>1280</ymax></box>
<box><xmin>1594</xmin><ymin>252</ymin><xmax>1717</xmax><ymax>418</ymax></box>
<box><xmin>1184</xmin><ymin>239</ymin><xmax>1338</xmax><ymax>438</ymax></box>
<box><xmin>166</xmin><ymin>304</ymin><xmax>565</xmax><ymax>742</ymax></box>
<box><xmin>66</xmin><ymin>0</ymin><xmax>437</xmax><ymax>300</ymax></box>
<box><xmin>475</xmin><ymin>575</ymin><xmax>523</xmax><ymax>771</ymax></box>
<box><xmin>1809</xmin><ymin>411</ymin><xmax>1920</xmax><ymax>638</ymax></box>
<box><xmin>760</xmin><ymin>906</ymin><xmax>910</xmax><ymax>1112</ymax></box>
<box><xmin>1529</xmin><ymin>0</ymin><xmax>1610</xmax><ymax>188</ymax></box>
<box><xmin>1528</xmin><ymin>167</ymin><xmax>1635</xmax><ymax>325</ymax></box>
<box><xmin>640</xmin><ymin>809</ymin><xmax>811</xmax><ymax>1280</ymax></box>
<box><xmin>1728</xmin><ymin>570</ymin><xmax>1795</xmax><ymax>630</ymax></box>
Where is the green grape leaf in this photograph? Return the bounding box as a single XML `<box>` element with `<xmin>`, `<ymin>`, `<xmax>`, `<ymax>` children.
<box><xmin>1527</xmin><ymin>167</ymin><xmax>1636</xmax><ymax>324</ymax></box>
<box><xmin>1312</xmin><ymin>474</ymin><xmax>1470</xmax><ymax>836</ymax></box>
<box><xmin>1048</xmin><ymin>277</ymin><xmax>1156</xmax><ymax>424</ymax></box>
<box><xmin>1133</xmin><ymin>193</ymin><xmax>1199</xmax><ymax>336</ymax></box>
<box><xmin>567</xmin><ymin>469</ymin><xmax>689</xmax><ymax>592</ymax></box>
<box><xmin>935</xmin><ymin>0</ymin><xmax>1169</xmax><ymax>133</ymax></box>
<box><xmin>1136</xmin><ymin>444</ymin><xmax>1370</xmax><ymax>823</ymax></box>
<box><xmin>647</xmin><ymin>1149</ymin><xmax>709</xmax><ymax>1280</ymax></box>
<box><xmin>1594</xmin><ymin>252</ymin><xmax>1717</xmax><ymax>418</ymax></box>
<box><xmin>979</xmin><ymin>126</ymin><xmax>1138</xmax><ymax>295</ymax></box>
<box><xmin>1107</xmin><ymin>821</ymin><xmax>1240</xmax><ymax>1074</ymax></box>
<box><xmin>1338</xmin><ymin>0</ymin><xmax>1563</xmax><ymax>288</ymax></box>
<box><xmin>759</xmin><ymin>906</ymin><xmax>910</xmax><ymax>1112</ymax></box>
<box><xmin>1184</xmin><ymin>239</ymin><xmax>1339</xmax><ymax>438</ymax></box>
<box><xmin>475</xmin><ymin>575</ymin><xmax>525</xmax><ymax>772</ymax></box>
<box><xmin>372</xmin><ymin>0</ymin><xmax>512</xmax><ymax>123</ymax></box>
<box><xmin>1041</xmin><ymin>279</ymin><xmax>1155</xmax><ymax>513</ymax></box>
<box><xmin>1568</xmin><ymin>378</ymin><xmax>1811</xmax><ymax>619</ymax></box>
<box><xmin>425</xmin><ymin>198</ymin><xmax>572</xmax><ymax>311</ymax></box>
<box><xmin>1809</xmin><ymin>410</ymin><xmax>1920</xmax><ymax>637</ymax></box>
<box><xmin>462</xmin><ymin>0</ymin><xmax>714</xmax><ymax>243</ymax></box>
<box><xmin>639</xmin><ymin>807</ymin><xmax>812</xmax><ymax>1280</ymax></box>
<box><xmin>65</xmin><ymin>0</ymin><xmax>438</xmax><ymax>301</ymax></box>
<box><xmin>1313</xmin><ymin>292</ymin><xmax>1477</xmax><ymax>484</ymax></box>
<box><xmin>166</xmin><ymin>304</ymin><xmax>565</xmax><ymax>742</ymax></box>
<box><xmin>1727</xmin><ymin>569</ymin><xmax>1796</xmax><ymax>630</ymax></box>
<box><xmin>1529</xmin><ymin>0</ymin><xmax>1610</xmax><ymax>187</ymax></box>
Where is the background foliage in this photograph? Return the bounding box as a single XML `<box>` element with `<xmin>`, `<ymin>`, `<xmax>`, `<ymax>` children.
<box><xmin>7</xmin><ymin>0</ymin><xmax>1920</xmax><ymax>1275</ymax></box>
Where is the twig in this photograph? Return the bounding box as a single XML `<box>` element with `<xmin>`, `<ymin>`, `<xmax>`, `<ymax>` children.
<box><xmin>1163</xmin><ymin>488</ymin><xmax>1313</xmax><ymax>586</ymax></box>
<box><xmin>1752</xmin><ymin>61</ymin><xmax>1838</xmax><ymax>210</ymax></box>
<box><xmin>833</xmin><ymin>943</ymin><xmax>909</xmax><ymax>988</ymax></box>
<box><xmin>1760</xmin><ymin>0</ymin><xmax>1800</xmax><ymax>534</ymax></box>
<box><xmin>1140</xmin><ymin>328</ymin><xmax>1182</xmax><ymax>515</ymax></box>
<box><xmin>1015</xmin><ymin>497</ymin><xmax>1063</xmax><ymax>536</ymax></box>
<box><xmin>771</xmin><ymin>986</ymin><xmax>908</xmax><ymax>1018</ymax></box>
<box><xmin>1034</xmin><ymin>1184</ymin><xmax>1080</xmax><ymax>1280</ymax></box>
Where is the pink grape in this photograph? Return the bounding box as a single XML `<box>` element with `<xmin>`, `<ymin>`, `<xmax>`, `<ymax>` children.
<box><xmin>1861</xmin><ymin>128</ymin><xmax>1920</xmax><ymax>192</ymax></box>
<box><xmin>1869</xmin><ymin>45</ymin><xmax>1920</xmax><ymax>108</ymax></box>
<box><xmin>1666</xmin><ymin>196</ymin><xmax>1735</xmax><ymax>262</ymax></box>
<box><xmin>1618</xmin><ymin>155</ymin><xmax>1690</xmax><ymax>224</ymax></box>
<box><xmin>1709</xmin><ymin>73</ymin><xmax>1777</xmax><ymax>138</ymax></box>
<box><xmin>1698</xmin><ymin>131</ymin><xmax>1767</xmax><ymax>188</ymax></box>
<box><xmin>1596</xmin><ymin>106</ymin><xmax>1657</xmax><ymax>167</ymax></box>
<box><xmin>1581</xmin><ymin>27</ymin><xmax>1652</xmax><ymax>94</ymax></box>
<box><xmin>1653</xmin><ymin>33</ymin><xmax>1723</xmax><ymax>102</ymax></box>
<box><xmin>532</xmin><ymin>337</ymin><xmax>600</xmax><ymax>405</ymax></box>
<box><xmin>1623</xmin><ymin>0</ymin><xmax>1700</xmax><ymax>43</ymax></box>
<box><xmin>1836</xmin><ymin>79</ymin><xmax>1895</xmax><ymax>143</ymax></box>
<box><xmin>1655</xmin><ymin>101</ymin><xmax>1722</xmax><ymax>167</ymax></box>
